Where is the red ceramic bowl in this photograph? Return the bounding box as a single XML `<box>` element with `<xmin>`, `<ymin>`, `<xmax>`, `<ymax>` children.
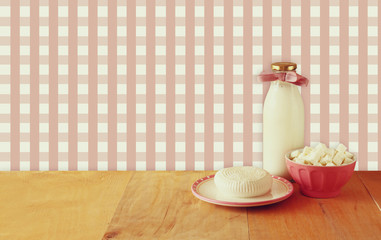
<box><xmin>285</xmin><ymin>149</ymin><xmax>356</xmax><ymax>198</ymax></box>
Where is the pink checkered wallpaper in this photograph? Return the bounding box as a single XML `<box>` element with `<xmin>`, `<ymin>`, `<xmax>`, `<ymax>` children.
<box><xmin>0</xmin><ymin>0</ymin><xmax>379</xmax><ymax>171</ymax></box>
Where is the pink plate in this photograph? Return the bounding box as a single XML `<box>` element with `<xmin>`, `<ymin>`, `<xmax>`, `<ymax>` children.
<box><xmin>191</xmin><ymin>175</ymin><xmax>294</xmax><ymax>207</ymax></box>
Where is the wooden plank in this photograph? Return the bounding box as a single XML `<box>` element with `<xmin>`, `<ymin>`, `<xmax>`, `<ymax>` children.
<box><xmin>0</xmin><ymin>171</ymin><xmax>133</xmax><ymax>240</ymax></box>
<box><xmin>103</xmin><ymin>171</ymin><xmax>249</xmax><ymax>240</ymax></box>
<box><xmin>247</xmin><ymin>173</ymin><xmax>381</xmax><ymax>239</ymax></box>
<box><xmin>248</xmin><ymin>182</ymin><xmax>336</xmax><ymax>239</ymax></box>
<box><xmin>358</xmin><ymin>171</ymin><xmax>381</xmax><ymax>210</ymax></box>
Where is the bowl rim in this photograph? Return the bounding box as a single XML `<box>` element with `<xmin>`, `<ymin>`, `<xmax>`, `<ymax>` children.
<box><xmin>285</xmin><ymin>148</ymin><xmax>357</xmax><ymax>168</ymax></box>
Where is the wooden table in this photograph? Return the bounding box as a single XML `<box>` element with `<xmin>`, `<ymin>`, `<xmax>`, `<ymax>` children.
<box><xmin>0</xmin><ymin>171</ymin><xmax>380</xmax><ymax>240</ymax></box>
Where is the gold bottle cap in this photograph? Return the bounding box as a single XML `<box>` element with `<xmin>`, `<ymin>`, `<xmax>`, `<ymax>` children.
<box><xmin>271</xmin><ymin>62</ymin><xmax>297</xmax><ymax>71</ymax></box>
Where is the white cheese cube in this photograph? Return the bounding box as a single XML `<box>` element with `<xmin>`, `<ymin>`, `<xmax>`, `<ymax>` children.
<box><xmin>302</xmin><ymin>146</ymin><xmax>313</xmax><ymax>155</ymax></box>
<box><xmin>321</xmin><ymin>155</ymin><xmax>332</xmax><ymax>165</ymax></box>
<box><xmin>344</xmin><ymin>151</ymin><xmax>354</xmax><ymax>159</ymax></box>
<box><xmin>290</xmin><ymin>150</ymin><xmax>301</xmax><ymax>159</ymax></box>
<box><xmin>305</xmin><ymin>151</ymin><xmax>323</xmax><ymax>165</ymax></box>
<box><xmin>343</xmin><ymin>157</ymin><xmax>354</xmax><ymax>165</ymax></box>
<box><xmin>336</xmin><ymin>143</ymin><xmax>347</xmax><ymax>153</ymax></box>
<box><xmin>315</xmin><ymin>143</ymin><xmax>328</xmax><ymax>153</ymax></box>
<box><xmin>295</xmin><ymin>158</ymin><xmax>306</xmax><ymax>165</ymax></box>
<box><xmin>306</xmin><ymin>147</ymin><xmax>326</xmax><ymax>164</ymax></box>
<box><xmin>325</xmin><ymin>148</ymin><xmax>335</xmax><ymax>158</ymax></box>
<box><xmin>332</xmin><ymin>152</ymin><xmax>345</xmax><ymax>165</ymax></box>
<box><xmin>326</xmin><ymin>162</ymin><xmax>335</xmax><ymax>166</ymax></box>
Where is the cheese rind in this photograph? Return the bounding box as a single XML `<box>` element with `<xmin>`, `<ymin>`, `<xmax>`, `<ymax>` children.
<box><xmin>214</xmin><ymin>166</ymin><xmax>273</xmax><ymax>198</ymax></box>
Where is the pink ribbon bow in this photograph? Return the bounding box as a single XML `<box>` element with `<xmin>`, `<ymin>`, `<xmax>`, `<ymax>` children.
<box><xmin>257</xmin><ymin>71</ymin><xmax>309</xmax><ymax>87</ymax></box>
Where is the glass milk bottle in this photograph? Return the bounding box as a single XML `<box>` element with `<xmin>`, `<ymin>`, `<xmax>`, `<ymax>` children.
<box><xmin>262</xmin><ymin>62</ymin><xmax>305</xmax><ymax>179</ymax></box>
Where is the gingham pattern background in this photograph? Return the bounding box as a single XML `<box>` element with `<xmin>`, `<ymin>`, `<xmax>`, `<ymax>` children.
<box><xmin>0</xmin><ymin>0</ymin><xmax>379</xmax><ymax>171</ymax></box>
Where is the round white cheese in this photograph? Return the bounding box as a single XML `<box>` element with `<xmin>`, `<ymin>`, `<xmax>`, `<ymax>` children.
<box><xmin>214</xmin><ymin>166</ymin><xmax>273</xmax><ymax>198</ymax></box>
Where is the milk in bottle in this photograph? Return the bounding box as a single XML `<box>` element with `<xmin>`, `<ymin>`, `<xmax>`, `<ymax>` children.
<box><xmin>262</xmin><ymin>62</ymin><xmax>306</xmax><ymax>179</ymax></box>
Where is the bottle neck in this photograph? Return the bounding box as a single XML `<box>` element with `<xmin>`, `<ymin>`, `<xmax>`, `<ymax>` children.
<box><xmin>270</xmin><ymin>70</ymin><xmax>297</xmax><ymax>87</ymax></box>
<box><xmin>272</xmin><ymin>70</ymin><xmax>296</xmax><ymax>74</ymax></box>
<box><xmin>270</xmin><ymin>80</ymin><xmax>293</xmax><ymax>87</ymax></box>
